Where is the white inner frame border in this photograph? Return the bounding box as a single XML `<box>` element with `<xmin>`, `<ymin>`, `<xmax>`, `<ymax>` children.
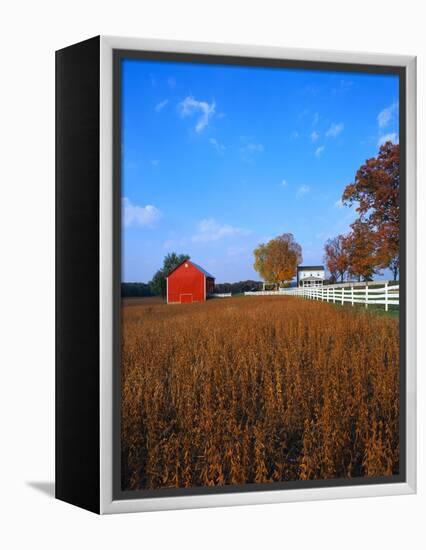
<box><xmin>99</xmin><ymin>35</ymin><xmax>417</xmax><ymax>514</ymax></box>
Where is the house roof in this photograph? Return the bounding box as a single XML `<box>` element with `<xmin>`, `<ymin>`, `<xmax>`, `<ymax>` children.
<box><xmin>297</xmin><ymin>265</ymin><xmax>324</xmax><ymax>271</ymax></box>
<box><xmin>166</xmin><ymin>259</ymin><xmax>215</xmax><ymax>279</ymax></box>
<box><xmin>301</xmin><ymin>275</ymin><xmax>324</xmax><ymax>281</ymax></box>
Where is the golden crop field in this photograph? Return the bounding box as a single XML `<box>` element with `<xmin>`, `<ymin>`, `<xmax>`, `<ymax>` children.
<box><xmin>121</xmin><ymin>296</ymin><xmax>399</xmax><ymax>491</ymax></box>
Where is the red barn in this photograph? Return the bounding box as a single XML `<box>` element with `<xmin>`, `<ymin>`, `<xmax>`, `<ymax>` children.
<box><xmin>166</xmin><ymin>260</ymin><xmax>215</xmax><ymax>304</ymax></box>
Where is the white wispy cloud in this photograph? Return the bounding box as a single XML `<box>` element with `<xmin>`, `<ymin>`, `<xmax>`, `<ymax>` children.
<box><xmin>325</xmin><ymin>122</ymin><xmax>344</xmax><ymax>138</ymax></box>
<box><xmin>312</xmin><ymin>112</ymin><xmax>319</xmax><ymax>126</ymax></box>
<box><xmin>315</xmin><ymin>145</ymin><xmax>325</xmax><ymax>158</ymax></box>
<box><xmin>297</xmin><ymin>185</ymin><xmax>310</xmax><ymax>197</ymax></box>
<box><xmin>331</xmin><ymin>79</ymin><xmax>353</xmax><ymax>95</ymax></box>
<box><xmin>163</xmin><ymin>237</ymin><xmax>187</xmax><ymax>250</ymax></box>
<box><xmin>334</xmin><ymin>198</ymin><xmax>344</xmax><ymax>208</ymax></box>
<box><xmin>377</xmin><ymin>133</ymin><xmax>399</xmax><ymax>147</ymax></box>
<box><xmin>281</xmin><ymin>179</ymin><xmax>288</xmax><ymax>187</ymax></box>
<box><xmin>122</xmin><ymin>197</ymin><xmax>161</xmax><ymax>228</ymax></box>
<box><xmin>192</xmin><ymin>218</ymin><xmax>250</xmax><ymax>243</ymax></box>
<box><xmin>155</xmin><ymin>99</ymin><xmax>169</xmax><ymax>112</ymax></box>
<box><xmin>179</xmin><ymin>96</ymin><xmax>215</xmax><ymax>133</ymax></box>
<box><xmin>163</xmin><ymin>239</ymin><xmax>174</xmax><ymax>249</ymax></box>
<box><xmin>377</xmin><ymin>102</ymin><xmax>398</xmax><ymax>128</ymax></box>
<box><xmin>227</xmin><ymin>245</ymin><xmax>248</xmax><ymax>257</ymax></box>
<box><xmin>209</xmin><ymin>138</ymin><xmax>226</xmax><ymax>152</ymax></box>
<box><xmin>151</xmin><ymin>159</ymin><xmax>159</xmax><ymax>166</ymax></box>
<box><xmin>241</xmin><ymin>142</ymin><xmax>264</xmax><ymax>153</ymax></box>
<box><xmin>338</xmin><ymin>79</ymin><xmax>353</xmax><ymax>92</ymax></box>
<box><xmin>311</xmin><ymin>131</ymin><xmax>319</xmax><ymax>142</ymax></box>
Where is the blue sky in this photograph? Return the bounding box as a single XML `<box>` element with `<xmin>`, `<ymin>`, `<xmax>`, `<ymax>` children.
<box><xmin>121</xmin><ymin>58</ymin><xmax>399</xmax><ymax>283</ymax></box>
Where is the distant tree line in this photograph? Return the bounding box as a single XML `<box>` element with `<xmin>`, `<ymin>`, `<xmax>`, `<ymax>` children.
<box><xmin>324</xmin><ymin>141</ymin><xmax>400</xmax><ymax>282</ymax></box>
<box><xmin>121</xmin><ymin>282</ymin><xmax>154</xmax><ymax>298</ymax></box>
<box><xmin>214</xmin><ymin>280</ymin><xmax>263</xmax><ymax>294</ymax></box>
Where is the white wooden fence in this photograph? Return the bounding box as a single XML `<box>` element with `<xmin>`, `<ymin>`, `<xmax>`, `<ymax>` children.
<box><xmin>210</xmin><ymin>293</ymin><xmax>232</xmax><ymax>298</ymax></box>
<box><xmin>245</xmin><ymin>282</ymin><xmax>399</xmax><ymax>311</ymax></box>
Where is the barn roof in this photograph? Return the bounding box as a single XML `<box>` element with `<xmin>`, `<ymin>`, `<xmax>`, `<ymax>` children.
<box><xmin>190</xmin><ymin>262</ymin><xmax>214</xmax><ymax>279</ymax></box>
<box><xmin>166</xmin><ymin>259</ymin><xmax>215</xmax><ymax>279</ymax></box>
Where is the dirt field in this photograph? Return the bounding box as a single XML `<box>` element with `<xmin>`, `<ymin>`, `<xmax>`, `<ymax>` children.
<box><xmin>121</xmin><ymin>296</ymin><xmax>399</xmax><ymax>491</ymax></box>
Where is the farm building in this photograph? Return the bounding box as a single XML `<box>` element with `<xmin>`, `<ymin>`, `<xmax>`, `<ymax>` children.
<box><xmin>297</xmin><ymin>265</ymin><xmax>325</xmax><ymax>287</ymax></box>
<box><xmin>166</xmin><ymin>260</ymin><xmax>215</xmax><ymax>304</ymax></box>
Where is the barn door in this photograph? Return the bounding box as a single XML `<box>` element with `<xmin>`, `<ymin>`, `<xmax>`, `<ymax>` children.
<box><xmin>180</xmin><ymin>294</ymin><xmax>193</xmax><ymax>304</ymax></box>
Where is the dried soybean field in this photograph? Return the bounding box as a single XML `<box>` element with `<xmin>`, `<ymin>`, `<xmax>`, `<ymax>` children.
<box><xmin>121</xmin><ymin>296</ymin><xmax>399</xmax><ymax>491</ymax></box>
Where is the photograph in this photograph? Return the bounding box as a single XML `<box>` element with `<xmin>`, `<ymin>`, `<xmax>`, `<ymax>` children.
<box><xmin>2</xmin><ymin>0</ymin><xmax>423</xmax><ymax>543</ymax></box>
<box><xmin>119</xmin><ymin>56</ymin><xmax>401</xmax><ymax>493</ymax></box>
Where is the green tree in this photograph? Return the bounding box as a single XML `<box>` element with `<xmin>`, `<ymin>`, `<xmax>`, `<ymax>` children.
<box><xmin>253</xmin><ymin>233</ymin><xmax>302</xmax><ymax>286</ymax></box>
<box><xmin>149</xmin><ymin>252</ymin><xmax>190</xmax><ymax>297</ymax></box>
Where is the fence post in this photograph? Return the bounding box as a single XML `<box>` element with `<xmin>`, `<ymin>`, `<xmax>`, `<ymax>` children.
<box><xmin>333</xmin><ymin>287</ymin><xmax>335</xmax><ymax>303</ymax></box>
<box><xmin>385</xmin><ymin>281</ymin><xmax>388</xmax><ymax>312</ymax></box>
<box><xmin>341</xmin><ymin>287</ymin><xmax>344</xmax><ymax>306</ymax></box>
<box><xmin>365</xmin><ymin>283</ymin><xmax>368</xmax><ymax>309</ymax></box>
<box><xmin>351</xmin><ymin>285</ymin><xmax>354</xmax><ymax>307</ymax></box>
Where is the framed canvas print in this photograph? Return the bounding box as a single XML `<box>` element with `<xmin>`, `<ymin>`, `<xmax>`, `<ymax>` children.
<box><xmin>56</xmin><ymin>36</ymin><xmax>417</xmax><ymax>514</ymax></box>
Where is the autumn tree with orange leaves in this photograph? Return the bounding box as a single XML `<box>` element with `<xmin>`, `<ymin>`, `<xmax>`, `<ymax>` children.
<box><xmin>324</xmin><ymin>235</ymin><xmax>349</xmax><ymax>283</ymax></box>
<box><xmin>342</xmin><ymin>141</ymin><xmax>400</xmax><ymax>280</ymax></box>
<box><xmin>344</xmin><ymin>220</ymin><xmax>379</xmax><ymax>281</ymax></box>
<box><xmin>254</xmin><ymin>233</ymin><xmax>302</xmax><ymax>286</ymax></box>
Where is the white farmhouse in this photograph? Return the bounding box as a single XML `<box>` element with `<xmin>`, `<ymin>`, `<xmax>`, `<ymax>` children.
<box><xmin>297</xmin><ymin>265</ymin><xmax>325</xmax><ymax>287</ymax></box>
